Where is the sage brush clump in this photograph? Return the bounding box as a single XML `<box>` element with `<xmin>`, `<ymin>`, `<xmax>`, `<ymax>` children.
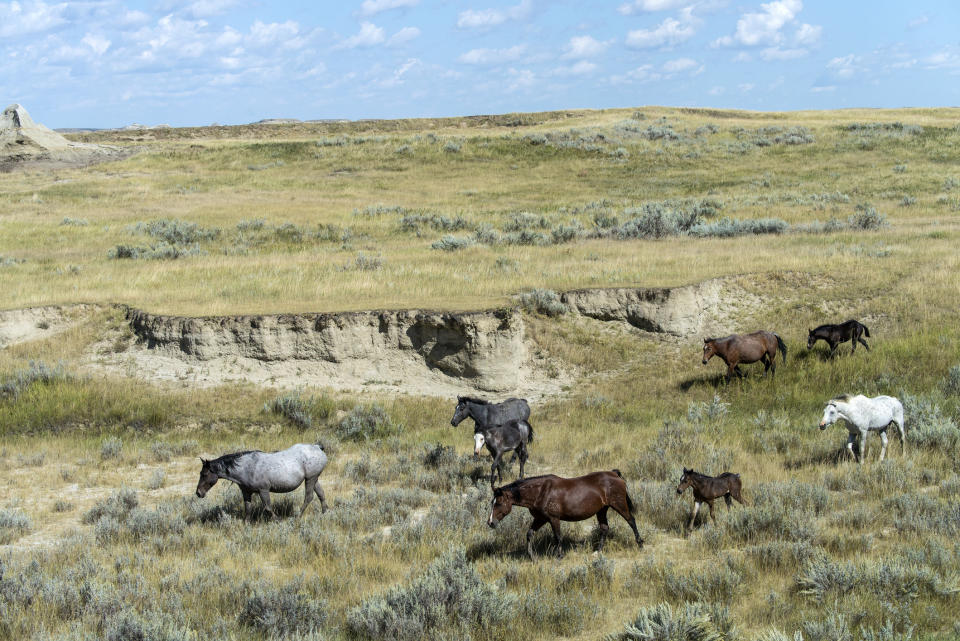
<box><xmin>0</xmin><ymin>509</ymin><xmax>32</xmax><ymax>544</ymax></box>
<box><xmin>337</xmin><ymin>403</ymin><xmax>398</xmax><ymax>441</ymax></box>
<box><xmin>0</xmin><ymin>361</ymin><xmax>72</xmax><ymax>399</ymax></box>
<box><xmin>519</xmin><ymin>289</ymin><xmax>566</xmax><ymax>317</ymax></box>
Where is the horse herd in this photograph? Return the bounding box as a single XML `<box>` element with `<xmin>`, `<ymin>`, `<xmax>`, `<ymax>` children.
<box><xmin>194</xmin><ymin>318</ymin><xmax>907</xmax><ymax>559</ymax></box>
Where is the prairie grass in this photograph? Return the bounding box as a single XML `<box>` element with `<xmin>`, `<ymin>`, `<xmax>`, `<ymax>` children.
<box><xmin>0</xmin><ymin>106</ymin><xmax>959</xmax><ymax>639</ymax></box>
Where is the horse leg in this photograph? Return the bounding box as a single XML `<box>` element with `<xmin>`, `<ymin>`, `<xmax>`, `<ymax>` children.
<box><xmin>829</xmin><ymin>341</ymin><xmax>838</xmax><ymax>358</ymax></box>
<box><xmin>857</xmin><ymin>431</ymin><xmax>866</xmax><ymax>465</ymax></box>
<box><xmin>688</xmin><ymin>501</ymin><xmax>700</xmax><ymax>532</ymax></box>
<box><xmin>595</xmin><ymin>507</ymin><xmax>610</xmax><ymax>552</ymax></box>
<box><xmin>526</xmin><ymin>515</ymin><xmax>548</xmax><ymax>561</ymax></box>
<box><xmin>896</xmin><ymin>419</ymin><xmax>906</xmax><ymax>457</ymax></box>
<box><xmin>858</xmin><ymin>337</ymin><xmax>870</xmax><ymax>351</ymax></box>
<box><xmin>707</xmin><ymin>500</ymin><xmax>716</xmax><ymax>524</ymax></box>
<box><xmin>240</xmin><ymin>487</ymin><xmax>254</xmax><ymax>522</ymax></box>
<box><xmin>518</xmin><ymin>443</ymin><xmax>528</xmax><ymax>480</ymax></box>
<box><xmin>549</xmin><ymin>518</ymin><xmax>564</xmax><ymax>558</ymax></box>
<box><xmin>846</xmin><ymin>432</ymin><xmax>857</xmax><ymax>462</ymax></box>
<box><xmin>609</xmin><ymin>496</ymin><xmax>644</xmax><ymax>549</ymax></box>
<box><xmin>314</xmin><ymin>481</ymin><xmax>328</xmax><ymax>513</ymax></box>
<box><xmin>299</xmin><ymin>477</ymin><xmax>316</xmax><ymax>516</ymax></box>
<box><xmin>724</xmin><ymin>493</ymin><xmax>732</xmax><ymax>507</ymax></box>
<box><xmin>490</xmin><ymin>452</ymin><xmax>503</xmax><ymax>489</ymax></box>
<box><xmin>879</xmin><ymin>431</ymin><xmax>888</xmax><ymax>462</ymax></box>
<box><xmin>258</xmin><ymin>489</ymin><xmax>277</xmax><ymax>520</ymax></box>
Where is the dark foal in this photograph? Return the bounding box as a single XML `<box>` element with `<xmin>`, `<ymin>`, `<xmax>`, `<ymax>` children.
<box><xmin>488</xmin><ymin>470</ymin><xmax>644</xmax><ymax>559</ymax></box>
<box><xmin>676</xmin><ymin>468</ymin><xmax>746</xmax><ymax>532</ymax></box>
<box><xmin>474</xmin><ymin>420</ymin><xmax>532</xmax><ymax>489</ymax></box>
<box><xmin>807</xmin><ymin>319</ymin><xmax>870</xmax><ymax>356</ymax></box>
<box><xmin>702</xmin><ymin>331</ymin><xmax>787</xmax><ymax>381</ymax></box>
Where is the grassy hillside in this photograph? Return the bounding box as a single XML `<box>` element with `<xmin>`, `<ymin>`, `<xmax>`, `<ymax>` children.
<box><xmin>0</xmin><ymin>107</ymin><xmax>959</xmax><ymax>641</ymax></box>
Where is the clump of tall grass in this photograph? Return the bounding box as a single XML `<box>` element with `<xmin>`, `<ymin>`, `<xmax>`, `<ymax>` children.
<box><xmin>346</xmin><ymin>549</ymin><xmax>513</xmax><ymax>641</ymax></box>
<box><xmin>519</xmin><ymin>289</ymin><xmax>566</xmax><ymax>317</ymax></box>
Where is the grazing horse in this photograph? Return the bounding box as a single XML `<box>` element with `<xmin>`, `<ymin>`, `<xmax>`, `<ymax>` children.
<box><xmin>819</xmin><ymin>394</ymin><xmax>905</xmax><ymax>464</ymax></box>
<box><xmin>195</xmin><ymin>444</ymin><xmax>328</xmax><ymax>520</ymax></box>
<box><xmin>676</xmin><ymin>468</ymin><xmax>746</xmax><ymax>532</ymax></box>
<box><xmin>451</xmin><ymin>396</ymin><xmax>531</xmax><ymax>437</ymax></box>
<box><xmin>487</xmin><ymin>470</ymin><xmax>644</xmax><ymax>559</ymax></box>
<box><xmin>474</xmin><ymin>420</ymin><xmax>532</xmax><ymax>488</ymax></box>
<box><xmin>807</xmin><ymin>320</ymin><xmax>870</xmax><ymax>356</ymax></box>
<box><xmin>702</xmin><ymin>331</ymin><xmax>787</xmax><ymax>381</ymax></box>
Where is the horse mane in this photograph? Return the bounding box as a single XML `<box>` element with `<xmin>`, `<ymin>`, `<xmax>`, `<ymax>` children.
<box><xmin>830</xmin><ymin>394</ymin><xmax>852</xmax><ymax>403</ymax></box>
<box><xmin>214</xmin><ymin>450</ymin><xmax>258</xmax><ymax>473</ymax></box>
<box><xmin>458</xmin><ymin>396</ymin><xmax>489</xmax><ymax>405</ymax></box>
<box><xmin>498</xmin><ymin>474</ymin><xmax>554</xmax><ymax>495</ymax></box>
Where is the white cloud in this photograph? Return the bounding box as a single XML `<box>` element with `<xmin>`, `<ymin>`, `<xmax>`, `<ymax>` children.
<box><xmin>458</xmin><ymin>45</ymin><xmax>525</xmax><ymax>65</ymax></box>
<box><xmin>506</xmin><ymin>67</ymin><xmax>535</xmax><ymax>91</ymax></box>
<box><xmin>907</xmin><ymin>15</ymin><xmax>928</xmax><ymax>29</ymax></box>
<box><xmin>610</xmin><ymin>64</ymin><xmax>662</xmax><ymax>84</ymax></box>
<box><xmin>714</xmin><ymin>0</ymin><xmax>808</xmax><ymax>48</ymax></box>
<box><xmin>617</xmin><ymin>0</ymin><xmax>688</xmax><ymax>14</ymax></box>
<box><xmin>552</xmin><ymin>60</ymin><xmax>597</xmax><ymax>75</ymax></box>
<box><xmin>662</xmin><ymin>57</ymin><xmax>697</xmax><ymax>72</ymax></box>
<box><xmin>563</xmin><ymin>35</ymin><xmax>611</xmax><ymax>59</ymax></box>
<box><xmin>381</xmin><ymin>57</ymin><xmax>420</xmax><ymax>86</ymax></box>
<box><xmin>457</xmin><ymin>0</ymin><xmax>532</xmax><ymax>29</ymax></box>
<box><xmin>794</xmin><ymin>22</ymin><xmax>821</xmax><ymax>46</ymax></box>
<box><xmin>340</xmin><ymin>21</ymin><xmax>385</xmax><ymax>48</ymax></box>
<box><xmin>81</xmin><ymin>33</ymin><xmax>110</xmax><ymax>56</ymax></box>
<box><xmin>626</xmin><ymin>16</ymin><xmax>695</xmax><ymax>49</ymax></box>
<box><xmin>387</xmin><ymin>26</ymin><xmax>420</xmax><ymax>46</ymax></box>
<box><xmin>708</xmin><ymin>86</ymin><xmax>724</xmax><ymax>95</ymax></box>
<box><xmin>182</xmin><ymin>0</ymin><xmax>243</xmax><ymax>18</ymax></box>
<box><xmin>249</xmin><ymin>20</ymin><xmax>300</xmax><ymax>48</ymax></box>
<box><xmin>761</xmin><ymin>46</ymin><xmax>807</xmax><ymax>60</ymax></box>
<box><xmin>826</xmin><ymin>53</ymin><xmax>860</xmax><ymax>78</ymax></box>
<box><xmin>360</xmin><ymin>0</ymin><xmax>419</xmax><ymax>17</ymax></box>
<box><xmin>739</xmin><ymin>83</ymin><xmax>754</xmax><ymax>92</ymax></box>
<box><xmin>923</xmin><ymin>50</ymin><xmax>960</xmax><ymax>70</ymax></box>
<box><xmin>0</xmin><ymin>1</ymin><xmax>68</xmax><ymax>38</ymax></box>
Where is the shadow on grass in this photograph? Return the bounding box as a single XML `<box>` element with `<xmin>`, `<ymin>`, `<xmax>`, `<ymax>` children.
<box><xmin>467</xmin><ymin>526</ymin><xmax>588</xmax><ymax>561</ymax></box>
<box><xmin>784</xmin><ymin>444</ymin><xmax>851</xmax><ymax>469</ymax></box>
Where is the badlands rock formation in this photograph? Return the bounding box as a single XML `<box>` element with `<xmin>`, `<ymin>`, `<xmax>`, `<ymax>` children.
<box><xmin>0</xmin><ymin>104</ymin><xmax>120</xmax><ymax>169</ymax></box>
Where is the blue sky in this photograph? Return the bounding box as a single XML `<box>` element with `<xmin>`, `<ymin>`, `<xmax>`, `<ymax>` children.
<box><xmin>2</xmin><ymin>0</ymin><xmax>959</xmax><ymax>128</ymax></box>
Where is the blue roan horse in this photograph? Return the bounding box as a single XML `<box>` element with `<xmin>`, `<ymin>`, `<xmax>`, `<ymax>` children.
<box><xmin>196</xmin><ymin>444</ymin><xmax>328</xmax><ymax>520</ymax></box>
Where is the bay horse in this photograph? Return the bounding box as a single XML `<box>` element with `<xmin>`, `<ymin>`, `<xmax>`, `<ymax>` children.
<box><xmin>195</xmin><ymin>444</ymin><xmax>328</xmax><ymax>521</ymax></box>
<box><xmin>676</xmin><ymin>468</ymin><xmax>746</xmax><ymax>532</ymax></box>
<box><xmin>807</xmin><ymin>319</ymin><xmax>870</xmax><ymax>356</ymax></box>
<box><xmin>487</xmin><ymin>470</ymin><xmax>643</xmax><ymax>559</ymax></box>
<box><xmin>819</xmin><ymin>394</ymin><xmax>905</xmax><ymax>464</ymax></box>
<box><xmin>474</xmin><ymin>420</ymin><xmax>532</xmax><ymax>489</ymax></box>
<box><xmin>702</xmin><ymin>331</ymin><xmax>787</xmax><ymax>381</ymax></box>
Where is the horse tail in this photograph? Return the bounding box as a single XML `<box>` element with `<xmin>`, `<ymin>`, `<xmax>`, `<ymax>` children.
<box><xmin>775</xmin><ymin>333</ymin><xmax>787</xmax><ymax>364</ymax></box>
<box><xmin>612</xmin><ymin>468</ymin><xmax>623</xmax><ymax>478</ymax></box>
<box><xmin>861</xmin><ymin>323</ymin><xmax>870</xmax><ymax>338</ymax></box>
<box><xmin>525</xmin><ymin>420</ymin><xmax>534</xmax><ymax>443</ymax></box>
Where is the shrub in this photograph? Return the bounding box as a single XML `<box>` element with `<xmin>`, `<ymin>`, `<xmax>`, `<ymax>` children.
<box><xmin>0</xmin><ymin>361</ymin><xmax>72</xmax><ymax>399</ymax></box>
<box><xmin>689</xmin><ymin>217</ymin><xmax>788</xmax><ymax>238</ymax></box>
<box><xmin>60</xmin><ymin>217</ymin><xmax>89</xmax><ymax>226</ymax></box>
<box><xmin>610</xmin><ymin>601</ymin><xmax>728</xmax><ymax>641</ymax></box>
<box><xmin>100</xmin><ymin>436</ymin><xmax>123</xmax><ymax>460</ymax></box>
<box><xmin>336</xmin><ymin>403</ymin><xmax>398</xmax><ymax>441</ymax></box>
<box><xmin>848</xmin><ymin>205</ymin><xmax>887</xmax><ymax>230</ymax></box>
<box><xmin>0</xmin><ymin>509</ymin><xmax>32</xmax><ymax>544</ymax></box>
<box><xmin>83</xmin><ymin>488</ymin><xmax>139</xmax><ymax>524</ymax></box>
<box><xmin>131</xmin><ymin>219</ymin><xmax>220</xmax><ymax>245</ymax></box>
<box><xmin>346</xmin><ymin>549</ymin><xmax>514</xmax><ymax>641</ymax></box>
<box><xmin>431</xmin><ymin>235</ymin><xmax>475</xmax><ymax>251</ymax></box>
<box><xmin>443</xmin><ymin>141</ymin><xmax>462</xmax><ymax>153</ymax></box>
<box><xmin>239</xmin><ymin>579</ymin><xmax>327</xmax><ymax>636</ymax></box>
<box><xmin>353</xmin><ymin>252</ymin><xmax>384</xmax><ymax>271</ymax></box>
<box><xmin>519</xmin><ymin>289</ymin><xmax>567</xmax><ymax>317</ymax></box>
<box><xmin>264</xmin><ymin>391</ymin><xmax>334</xmax><ymax>429</ymax></box>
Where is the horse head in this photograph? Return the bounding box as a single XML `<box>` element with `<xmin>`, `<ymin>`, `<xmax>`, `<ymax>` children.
<box><xmin>677</xmin><ymin>468</ymin><xmax>693</xmax><ymax>495</ymax></box>
<box><xmin>819</xmin><ymin>402</ymin><xmax>839</xmax><ymax>430</ymax></box>
<box><xmin>195</xmin><ymin>458</ymin><xmax>220</xmax><ymax>498</ymax></box>
<box><xmin>474</xmin><ymin>432</ymin><xmax>487</xmax><ymax>458</ymax></box>
<box><xmin>451</xmin><ymin>397</ymin><xmax>469</xmax><ymax>426</ymax></box>
<box><xmin>806</xmin><ymin>329</ymin><xmax>817</xmax><ymax>349</ymax></box>
<box><xmin>702</xmin><ymin>339</ymin><xmax>717</xmax><ymax>364</ymax></box>
<box><xmin>488</xmin><ymin>487</ymin><xmax>514</xmax><ymax>528</ymax></box>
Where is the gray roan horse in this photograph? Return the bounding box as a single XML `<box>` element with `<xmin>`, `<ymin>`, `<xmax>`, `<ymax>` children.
<box><xmin>819</xmin><ymin>394</ymin><xmax>905</xmax><ymax>464</ymax></box>
<box><xmin>451</xmin><ymin>396</ymin><xmax>531</xmax><ymax>433</ymax></box>
<box><xmin>195</xmin><ymin>444</ymin><xmax>328</xmax><ymax>520</ymax></box>
<box><xmin>474</xmin><ymin>420</ymin><xmax>533</xmax><ymax>489</ymax></box>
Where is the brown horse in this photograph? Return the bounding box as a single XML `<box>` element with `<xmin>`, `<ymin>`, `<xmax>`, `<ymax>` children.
<box><xmin>676</xmin><ymin>468</ymin><xmax>746</xmax><ymax>532</ymax></box>
<box><xmin>702</xmin><ymin>331</ymin><xmax>787</xmax><ymax>381</ymax></box>
<box><xmin>488</xmin><ymin>470</ymin><xmax>644</xmax><ymax>559</ymax></box>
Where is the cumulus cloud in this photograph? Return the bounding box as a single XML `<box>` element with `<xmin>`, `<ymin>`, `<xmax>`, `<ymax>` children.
<box><xmin>826</xmin><ymin>53</ymin><xmax>860</xmax><ymax>78</ymax></box>
<box><xmin>81</xmin><ymin>33</ymin><xmax>110</xmax><ymax>56</ymax></box>
<box><xmin>181</xmin><ymin>0</ymin><xmax>244</xmax><ymax>18</ymax></box>
<box><xmin>617</xmin><ymin>0</ymin><xmax>688</xmax><ymax>14</ymax></box>
<box><xmin>714</xmin><ymin>0</ymin><xmax>808</xmax><ymax>48</ymax></box>
<box><xmin>458</xmin><ymin>44</ymin><xmax>525</xmax><ymax>65</ymax></box>
<box><xmin>794</xmin><ymin>22</ymin><xmax>821</xmax><ymax>46</ymax></box>
<box><xmin>626</xmin><ymin>15</ymin><xmax>695</xmax><ymax>49</ymax></box>
<box><xmin>662</xmin><ymin>57</ymin><xmax>697</xmax><ymax>72</ymax></box>
<box><xmin>563</xmin><ymin>35</ymin><xmax>611</xmax><ymax>59</ymax></box>
<box><xmin>0</xmin><ymin>0</ymin><xmax>68</xmax><ymax>38</ymax></box>
<box><xmin>552</xmin><ymin>60</ymin><xmax>598</xmax><ymax>76</ymax></box>
<box><xmin>387</xmin><ymin>26</ymin><xmax>420</xmax><ymax>46</ymax></box>
<box><xmin>340</xmin><ymin>21</ymin><xmax>385</xmax><ymax>48</ymax></box>
<box><xmin>457</xmin><ymin>0</ymin><xmax>532</xmax><ymax>29</ymax></box>
<box><xmin>761</xmin><ymin>46</ymin><xmax>807</xmax><ymax>60</ymax></box>
<box><xmin>360</xmin><ymin>0</ymin><xmax>419</xmax><ymax>17</ymax></box>
<box><xmin>381</xmin><ymin>57</ymin><xmax>421</xmax><ymax>86</ymax></box>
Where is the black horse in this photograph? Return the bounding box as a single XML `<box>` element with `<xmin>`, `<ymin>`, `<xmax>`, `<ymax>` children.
<box><xmin>807</xmin><ymin>319</ymin><xmax>870</xmax><ymax>356</ymax></box>
<box><xmin>451</xmin><ymin>396</ymin><xmax>532</xmax><ymax>440</ymax></box>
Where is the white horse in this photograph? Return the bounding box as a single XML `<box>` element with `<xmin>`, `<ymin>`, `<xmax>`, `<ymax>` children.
<box><xmin>195</xmin><ymin>444</ymin><xmax>328</xmax><ymax>520</ymax></box>
<box><xmin>819</xmin><ymin>394</ymin><xmax>905</xmax><ymax>464</ymax></box>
